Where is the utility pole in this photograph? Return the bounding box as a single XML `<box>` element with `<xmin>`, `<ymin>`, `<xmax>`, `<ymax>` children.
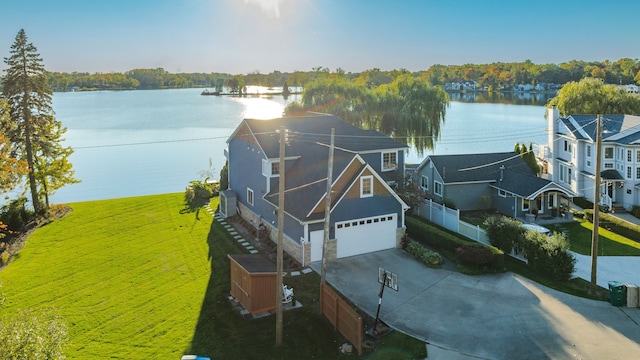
<box><xmin>590</xmin><ymin>114</ymin><xmax>602</xmax><ymax>295</ymax></box>
<box><xmin>275</xmin><ymin>126</ymin><xmax>285</xmax><ymax>346</ymax></box>
<box><xmin>321</xmin><ymin>128</ymin><xmax>335</xmax><ymax>285</ymax></box>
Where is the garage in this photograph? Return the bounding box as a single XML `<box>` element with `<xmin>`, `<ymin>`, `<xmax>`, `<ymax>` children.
<box><xmin>335</xmin><ymin>214</ymin><xmax>397</xmax><ymax>258</ymax></box>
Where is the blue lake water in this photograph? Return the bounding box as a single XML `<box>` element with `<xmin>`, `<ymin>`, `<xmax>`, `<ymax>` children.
<box><xmin>46</xmin><ymin>88</ymin><xmax>548</xmax><ymax>204</ymax></box>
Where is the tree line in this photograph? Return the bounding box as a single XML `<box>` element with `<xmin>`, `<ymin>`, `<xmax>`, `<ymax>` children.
<box><xmin>2</xmin><ymin>58</ymin><xmax>638</xmax><ymax>93</ymax></box>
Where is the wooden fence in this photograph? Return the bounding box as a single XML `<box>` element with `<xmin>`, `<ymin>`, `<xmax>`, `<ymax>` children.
<box><xmin>320</xmin><ymin>283</ymin><xmax>363</xmax><ymax>355</ymax></box>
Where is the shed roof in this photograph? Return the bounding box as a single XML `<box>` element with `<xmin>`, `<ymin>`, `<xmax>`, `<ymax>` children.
<box><xmin>227</xmin><ymin>254</ymin><xmax>276</xmax><ymax>273</ymax></box>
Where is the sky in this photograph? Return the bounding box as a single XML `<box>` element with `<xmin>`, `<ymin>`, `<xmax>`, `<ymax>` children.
<box><xmin>0</xmin><ymin>0</ymin><xmax>638</xmax><ymax>75</ymax></box>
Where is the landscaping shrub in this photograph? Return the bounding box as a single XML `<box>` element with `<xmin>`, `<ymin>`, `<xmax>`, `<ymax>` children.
<box><xmin>522</xmin><ymin>231</ymin><xmax>575</xmax><ymax>281</ymax></box>
<box><xmin>583</xmin><ymin>209</ymin><xmax>640</xmax><ymax>242</ymax></box>
<box><xmin>483</xmin><ymin>214</ymin><xmax>525</xmax><ymax>253</ymax></box>
<box><xmin>455</xmin><ymin>244</ymin><xmax>494</xmax><ymax>266</ymax></box>
<box><xmin>405</xmin><ymin>241</ymin><xmax>443</xmax><ymax>268</ymax></box>
<box><xmin>406</xmin><ymin>216</ymin><xmax>504</xmax><ymax>270</ymax></box>
<box><xmin>0</xmin><ymin>197</ymin><xmax>34</xmax><ymax>232</ymax></box>
<box><xmin>632</xmin><ymin>206</ymin><xmax>640</xmax><ymax>220</ymax></box>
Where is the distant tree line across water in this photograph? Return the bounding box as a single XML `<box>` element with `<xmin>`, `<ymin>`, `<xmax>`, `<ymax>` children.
<box><xmin>0</xmin><ymin>58</ymin><xmax>637</xmax><ymax>92</ymax></box>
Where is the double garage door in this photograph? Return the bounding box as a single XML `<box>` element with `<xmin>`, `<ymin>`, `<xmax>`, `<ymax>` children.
<box><xmin>335</xmin><ymin>214</ymin><xmax>397</xmax><ymax>259</ymax></box>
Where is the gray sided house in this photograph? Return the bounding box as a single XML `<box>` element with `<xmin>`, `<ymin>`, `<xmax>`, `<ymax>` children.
<box><xmin>222</xmin><ymin>113</ymin><xmax>409</xmax><ymax>266</ymax></box>
<box><xmin>415</xmin><ymin>152</ymin><xmax>574</xmax><ymax>219</ymax></box>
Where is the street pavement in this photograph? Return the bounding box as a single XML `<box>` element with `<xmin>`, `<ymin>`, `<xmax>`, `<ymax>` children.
<box><xmin>311</xmin><ymin>249</ymin><xmax>640</xmax><ymax>360</ymax></box>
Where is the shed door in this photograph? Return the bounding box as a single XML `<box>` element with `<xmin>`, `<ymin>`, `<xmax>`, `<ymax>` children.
<box><xmin>310</xmin><ymin>230</ymin><xmax>324</xmax><ymax>262</ymax></box>
<box><xmin>335</xmin><ymin>214</ymin><xmax>396</xmax><ymax>259</ymax></box>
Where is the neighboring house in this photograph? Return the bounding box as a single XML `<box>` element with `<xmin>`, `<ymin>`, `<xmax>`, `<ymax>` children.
<box><xmin>444</xmin><ymin>81</ymin><xmax>477</xmax><ymax>91</ymax></box>
<box><xmin>221</xmin><ymin>113</ymin><xmax>409</xmax><ymax>266</ymax></box>
<box><xmin>414</xmin><ymin>151</ymin><xmax>574</xmax><ymax>219</ymax></box>
<box><xmin>543</xmin><ymin>106</ymin><xmax>640</xmax><ymax>210</ymax></box>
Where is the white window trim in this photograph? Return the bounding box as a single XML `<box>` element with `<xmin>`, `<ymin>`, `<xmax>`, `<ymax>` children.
<box><xmin>522</xmin><ymin>199</ymin><xmax>530</xmax><ymax>211</ymax></box>
<box><xmin>262</xmin><ymin>159</ymin><xmax>280</xmax><ymax>177</ymax></box>
<box><xmin>434</xmin><ymin>181</ymin><xmax>443</xmax><ymax>196</ymax></box>
<box><xmin>498</xmin><ymin>189</ymin><xmax>506</xmax><ymax>198</ymax></box>
<box><xmin>247</xmin><ymin>188</ymin><xmax>254</xmax><ymax>206</ymax></box>
<box><xmin>382</xmin><ymin>151</ymin><xmax>397</xmax><ymax>172</ymax></box>
<box><xmin>420</xmin><ymin>175</ymin><xmax>429</xmax><ymax>191</ymax></box>
<box><xmin>604</xmin><ymin>147</ymin><xmax>614</xmax><ymax>159</ymax></box>
<box><xmin>360</xmin><ymin>176</ymin><xmax>373</xmax><ymax>198</ymax></box>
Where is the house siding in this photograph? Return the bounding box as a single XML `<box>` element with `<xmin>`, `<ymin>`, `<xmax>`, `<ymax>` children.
<box><xmin>444</xmin><ymin>183</ymin><xmax>492</xmax><ymax>210</ymax></box>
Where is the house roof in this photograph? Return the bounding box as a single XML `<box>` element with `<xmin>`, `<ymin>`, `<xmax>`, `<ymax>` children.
<box><xmin>420</xmin><ymin>151</ymin><xmax>533</xmax><ymax>184</ymax></box>
<box><xmin>231</xmin><ymin>113</ymin><xmax>408</xmax><ymax>223</ymax></box>
<box><xmin>560</xmin><ymin>115</ymin><xmax>640</xmax><ymax>144</ymax></box>
<box><xmin>236</xmin><ymin>112</ymin><xmax>408</xmax><ymax>159</ymax></box>
<box><xmin>491</xmin><ymin>168</ymin><xmax>576</xmax><ymax>199</ymax></box>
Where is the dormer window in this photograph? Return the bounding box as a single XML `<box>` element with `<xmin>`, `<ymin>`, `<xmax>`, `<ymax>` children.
<box><xmin>262</xmin><ymin>159</ymin><xmax>280</xmax><ymax>177</ymax></box>
<box><xmin>382</xmin><ymin>151</ymin><xmax>397</xmax><ymax>171</ymax></box>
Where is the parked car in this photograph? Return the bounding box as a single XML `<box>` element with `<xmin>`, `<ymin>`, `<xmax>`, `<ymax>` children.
<box><xmin>522</xmin><ymin>223</ymin><xmax>552</xmax><ymax>236</ymax></box>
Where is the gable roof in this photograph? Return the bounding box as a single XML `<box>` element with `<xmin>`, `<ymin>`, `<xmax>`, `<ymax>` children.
<box><xmin>559</xmin><ymin>115</ymin><xmax>640</xmax><ymax>144</ymax></box>
<box><xmin>230</xmin><ymin>113</ymin><xmax>408</xmax><ymax>223</ymax></box>
<box><xmin>230</xmin><ymin>112</ymin><xmax>408</xmax><ymax>159</ymax></box>
<box><xmin>419</xmin><ymin>151</ymin><xmax>533</xmax><ymax>184</ymax></box>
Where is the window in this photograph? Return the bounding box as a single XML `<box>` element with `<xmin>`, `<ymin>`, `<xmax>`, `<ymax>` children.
<box><xmin>522</xmin><ymin>199</ymin><xmax>530</xmax><ymax>211</ymax></box>
<box><xmin>627</xmin><ymin>166</ymin><xmax>632</xmax><ymax>179</ymax></box>
<box><xmin>498</xmin><ymin>189</ymin><xmax>506</xmax><ymax>198</ymax></box>
<box><xmin>618</xmin><ymin>148</ymin><xmax>624</xmax><ymax>161</ymax></box>
<box><xmin>636</xmin><ymin>167</ymin><xmax>640</xmax><ymax>179</ymax></box>
<box><xmin>262</xmin><ymin>159</ymin><xmax>280</xmax><ymax>177</ymax></box>
<box><xmin>628</xmin><ymin>150</ymin><xmax>633</xmax><ymax>162</ymax></box>
<box><xmin>247</xmin><ymin>188</ymin><xmax>254</xmax><ymax>206</ymax></box>
<box><xmin>586</xmin><ymin>145</ymin><xmax>592</xmax><ymax>157</ymax></box>
<box><xmin>559</xmin><ymin>164</ymin><xmax>572</xmax><ymax>184</ymax></box>
<box><xmin>605</xmin><ymin>147</ymin><xmax>614</xmax><ymax>159</ymax></box>
<box><xmin>637</xmin><ymin>150</ymin><xmax>640</xmax><ymax>162</ymax></box>
<box><xmin>547</xmin><ymin>193</ymin><xmax>555</xmax><ymax>209</ymax></box>
<box><xmin>360</xmin><ymin>176</ymin><xmax>373</xmax><ymax>197</ymax></box>
<box><xmin>271</xmin><ymin>161</ymin><xmax>280</xmax><ymax>176</ymax></box>
<box><xmin>434</xmin><ymin>181</ymin><xmax>443</xmax><ymax>196</ymax></box>
<box><xmin>382</xmin><ymin>151</ymin><xmax>397</xmax><ymax>171</ymax></box>
<box><xmin>563</xmin><ymin>140</ymin><xmax>571</xmax><ymax>153</ymax></box>
<box><xmin>586</xmin><ymin>160</ymin><xmax>592</xmax><ymax>167</ymax></box>
<box><xmin>604</xmin><ymin>163</ymin><xmax>614</xmax><ymax>169</ymax></box>
<box><xmin>420</xmin><ymin>175</ymin><xmax>428</xmax><ymax>191</ymax></box>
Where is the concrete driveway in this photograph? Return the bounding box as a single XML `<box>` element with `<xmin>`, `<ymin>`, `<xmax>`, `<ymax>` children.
<box><xmin>311</xmin><ymin>249</ymin><xmax>640</xmax><ymax>359</ymax></box>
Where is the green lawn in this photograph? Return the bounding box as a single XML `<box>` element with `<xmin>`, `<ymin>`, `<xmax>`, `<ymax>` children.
<box><xmin>0</xmin><ymin>193</ymin><xmax>425</xmax><ymax>359</ymax></box>
<box><xmin>549</xmin><ymin>220</ymin><xmax>640</xmax><ymax>256</ymax></box>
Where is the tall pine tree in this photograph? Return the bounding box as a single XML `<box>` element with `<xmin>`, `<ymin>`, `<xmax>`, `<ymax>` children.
<box><xmin>2</xmin><ymin>29</ymin><xmax>77</xmax><ymax>214</ymax></box>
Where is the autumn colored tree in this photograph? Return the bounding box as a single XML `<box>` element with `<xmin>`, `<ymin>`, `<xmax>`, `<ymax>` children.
<box><xmin>0</xmin><ymin>100</ymin><xmax>27</xmax><ymax>193</ymax></box>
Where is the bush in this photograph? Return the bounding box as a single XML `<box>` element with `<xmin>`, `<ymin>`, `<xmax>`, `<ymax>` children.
<box><xmin>405</xmin><ymin>241</ymin><xmax>444</xmax><ymax>268</ymax></box>
<box><xmin>455</xmin><ymin>244</ymin><xmax>494</xmax><ymax>266</ymax></box>
<box><xmin>632</xmin><ymin>206</ymin><xmax>640</xmax><ymax>219</ymax></box>
<box><xmin>406</xmin><ymin>216</ymin><xmax>504</xmax><ymax>271</ymax></box>
<box><xmin>522</xmin><ymin>231</ymin><xmax>575</xmax><ymax>281</ymax></box>
<box><xmin>0</xmin><ymin>197</ymin><xmax>34</xmax><ymax>232</ymax></box>
<box><xmin>483</xmin><ymin>215</ymin><xmax>525</xmax><ymax>254</ymax></box>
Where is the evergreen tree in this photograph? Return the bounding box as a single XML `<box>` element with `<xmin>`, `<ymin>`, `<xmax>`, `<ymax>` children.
<box><xmin>2</xmin><ymin>29</ymin><xmax>77</xmax><ymax>214</ymax></box>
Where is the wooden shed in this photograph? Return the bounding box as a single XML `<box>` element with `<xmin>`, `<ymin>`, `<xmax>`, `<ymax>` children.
<box><xmin>228</xmin><ymin>254</ymin><xmax>277</xmax><ymax>315</ymax></box>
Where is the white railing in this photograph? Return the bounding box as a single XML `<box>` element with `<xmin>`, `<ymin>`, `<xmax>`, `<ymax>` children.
<box><xmin>599</xmin><ymin>193</ymin><xmax>612</xmax><ymax>210</ymax></box>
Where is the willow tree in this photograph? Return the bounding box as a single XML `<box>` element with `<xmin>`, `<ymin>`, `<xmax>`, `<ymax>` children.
<box><xmin>375</xmin><ymin>75</ymin><xmax>449</xmax><ymax>154</ymax></box>
<box><xmin>2</xmin><ymin>29</ymin><xmax>77</xmax><ymax>214</ymax></box>
<box><xmin>547</xmin><ymin>77</ymin><xmax>640</xmax><ymax>116</ymax></box>
<box><xmin>290</xmin><ymin>76</ymin><xmax>374</xmax><ymax>128</ymax></box>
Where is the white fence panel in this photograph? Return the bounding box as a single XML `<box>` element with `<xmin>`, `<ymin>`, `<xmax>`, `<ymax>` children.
<box><xmin>414</xmin><ymin>200</ymin><xmax>529</xmax><ymax>262</ymax></box>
